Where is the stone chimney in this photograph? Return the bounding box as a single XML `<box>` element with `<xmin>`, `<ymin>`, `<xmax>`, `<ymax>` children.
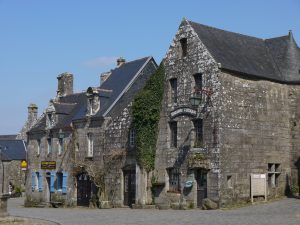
<box><xmin>100</xmin><ymin>71</ymin><xmax>112</xmax><ymax>85</ymax></box>
<box><xmin>117</xmin><ymin>57</ymin><xmax>126</xmax><ymax>67</ymax></box>
<box><xmin>57</xmin><ymin>72</ymin><xmax>73</xmax><ymax>97</ymax></box>
<box><xmin>28</xmin><ymin>103</ymin><xmax>38</xmax><ymax>125</ymax></box>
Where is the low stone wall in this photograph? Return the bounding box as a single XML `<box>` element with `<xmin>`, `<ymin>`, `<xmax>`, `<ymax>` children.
<box><xmin>0</xmin><ymin>216</ymin><xmax>60</xmax><ymax>225</ymax></box>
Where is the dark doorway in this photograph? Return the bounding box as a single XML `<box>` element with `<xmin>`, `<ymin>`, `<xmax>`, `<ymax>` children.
<box><xmin>77</xmin><ymin>173</ymin><xmax>92</xmax><ymax>206</ymax></box>
<box><xmin>46</xmin><ymin>172</ymin><xmax>51</xmax><ymax>202</ymax></box>
<box><xmin>123</xmin><ymin>170</ymin><xmax>136</xmax><ymax>207</ymax></box>
<box><xmin>196</xmin><ymin>169</ymin><xmax>207</xmax><ymax>207</ymax></box>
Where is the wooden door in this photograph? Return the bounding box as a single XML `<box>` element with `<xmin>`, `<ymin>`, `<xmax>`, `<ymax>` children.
<box><xmin>77</xmin><ymin>173</ymin><xmax>92</xmax><ymax>206</ymax></box>
<box><xmin>196</xmin><ymin>169</ymin><xmax>207</xmax><ymax>208</ymax></box>
<box><xmin>123</xmin><ymin>170</ymin><xmax>136</xmax><ymax>207</ymax></box>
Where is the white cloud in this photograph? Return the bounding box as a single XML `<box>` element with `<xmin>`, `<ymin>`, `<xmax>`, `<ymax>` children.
<box><xmin>82</xmin><ymin>56</ymin><xmax>118</xmax><ymax>67</ymax></box>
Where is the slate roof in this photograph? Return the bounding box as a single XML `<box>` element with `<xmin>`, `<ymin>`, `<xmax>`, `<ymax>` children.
<box><xmin>189</xmin><ymin>21</ymin><xmax>300</xmax><ymax>83</ymax></box>
<box><xmin>0</xmin><ymin>139</ymin><xmax>26</xmax><ymax>161</ymax></box>
<box><xmin>73</xmin><ymin>56</ymin><xmax>153</xmax><ymax>120</ymax></box>
<box><xmin>29</xmin><ymin>56</ymin><xmax>154</xmax><ymax>132</ymax></box>
<box><xmin>0</xmin><ymin>135</ymin><xmax>17</xmax><ymax>140</ymax></box>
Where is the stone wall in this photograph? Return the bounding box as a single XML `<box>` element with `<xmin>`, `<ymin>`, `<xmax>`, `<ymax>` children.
<box><xmin>155</xmin><ymin>19</ymin><xmax>221</xmax><ymax>207</ymax></box>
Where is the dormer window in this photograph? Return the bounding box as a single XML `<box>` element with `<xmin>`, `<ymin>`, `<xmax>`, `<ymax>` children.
<box><xmin>86</xmin><ymin>87</ymin><xmax>100</xmax><ymax>116</ymax></box>
<box><xmin>180</xmin><ymin>38</ymin><xmax>187</xmax><ymax>58</ymax></box>
<box><xmin>194</xmin><ymin>73</ymin><xmax>202</xmax><ymax>96</ymax></box>
<box><xmin>46</xmin><ymin>101</ymin><xmax>56</xmax><ymax>128</ymax></box>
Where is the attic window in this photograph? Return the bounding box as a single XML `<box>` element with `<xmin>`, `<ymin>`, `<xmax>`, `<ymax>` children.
<box><xmin>180</xmin><ymin>38</ymin><xmax>187</xmax><ymax>57</ymax></box>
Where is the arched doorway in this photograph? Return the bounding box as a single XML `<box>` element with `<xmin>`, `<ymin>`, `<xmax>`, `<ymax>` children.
<box><xmin>77</xmin><ymin>173</ymin><xmax>92</xmax><ymax>206</ymax></box>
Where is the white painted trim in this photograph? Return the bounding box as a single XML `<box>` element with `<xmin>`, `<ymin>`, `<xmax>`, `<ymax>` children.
<box><xmin>103</xmin><ymin>57</ymin><xmax>152</xmax><ymax>117</ymax></box>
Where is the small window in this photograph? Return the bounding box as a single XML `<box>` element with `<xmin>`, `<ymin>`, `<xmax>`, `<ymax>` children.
<box><xmin>168</xmin><ymin>168</ymin><xmax>180</xmax><ymax>192</ymax></box>
<box><xmin>268</xmin><ymin>163</ymin><xmax>280</xmax><ymax>188</ymax></box>
<box><xmin>88</xmin><ymin>98</ymin><xmax>93</xmax><ymax>115</ymax></box>
<box><xmin>129</xmin><ymin>129</ymin><xmax>136</xmax><ymax>147</ymax></box>
<box><xmin>87</xmin><ymin>133</ymin><xmax>94</xmax><ymax>157</ymax></box>
<box><xmin>47</xmin><ymin>113</ymin><xmax>53</xmax><ymax>128</ymax></box>
<box><xmin>47</xmin><ymin>138</ymin><xmax>52</xmax><ymax>154</ymax></box>
<box><xmin>180</xmin><ymin>38</ymin><xmax>187</xmax><ymax>57</ymax></box>
<box><xmin>75</xmin><ymin>143</ymin><xmax>79</xmax><ymax>152</ymax></box>
<box><xmin>194</xmin><ymin>73</ymin><xmax>202</xmax><ymax>95</ymax></box>
<box><xmin>227</xmin><ymin>175</ymin><xmax>232</xmax><ymax>188</ymax></box>
<box><xmin>58</xmin><ymin>138</ymin><xmax>64</xmax><ymax>155</ymax></box>
<box><xmin>170</xmin><ymin>78</ymin><xmax>178</xmax><ymax>103</ymax></box>
<box><xmin>37</xmin><ymin>139</ymin><xmax>41</xmax><ymax>155</ymax></box>
<box><xmin>56</xmin><ymin>172</ymin><xmax>63</xmax><ymax>191</ymax></box>
<box><xmin>170</xmin><ymin>121</ymin><xmax>177</xmax><ymax>148</ymax></box>
<box><xmin>193</xmin><ymin>119</ymin><xmax>203</xmax><ymax>147</ymax></box>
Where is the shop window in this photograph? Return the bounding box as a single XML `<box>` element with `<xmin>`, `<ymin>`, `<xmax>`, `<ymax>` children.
<box><xmin>170</xmin><ymin>121</ymin><xmax>177</xmax><ymax>148</ymax></box>
<box><xmin>168</xmin><ymin>168</ymin><xmax>180</xmax><ymax>192</ymax></box>
<box><xmin>268</xmin><ymin>163</ymin><xmax>280</xmax><ymax>188</ymax></box>
<box><xmin>170</xmin><ymin>78</ymin><xmax>178</xmax><ymax>103</ymax></box>
<box><xmin>180</xmin><ymin>38</ymin><xmax>187</xmax><ymax>57</ymax></box>
<box><xmin>193</xmin><ymin>119</ymin><xmax>203</xmax><ymax>147</ymax></box>
<box><xmin>56</xmin><ymin>172</ymin><xmax>63</xmax><ymax>191</ymax></box>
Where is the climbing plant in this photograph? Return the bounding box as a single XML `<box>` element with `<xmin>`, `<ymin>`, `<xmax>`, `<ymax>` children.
<box><xmin>132</xmin><ymin>63</ymin><xmax>165</xmax><ymax>172</ymax></box>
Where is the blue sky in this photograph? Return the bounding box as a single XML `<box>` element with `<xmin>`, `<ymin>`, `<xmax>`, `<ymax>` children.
<box><xmin>0</xmin><ymin>0</ymin><xmax>299</xmax><ymax>134</ymax></box>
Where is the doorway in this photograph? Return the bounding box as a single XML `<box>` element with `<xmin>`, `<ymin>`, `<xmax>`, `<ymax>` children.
<box><xmin>123</xmin><ymin>169</ymin><xmax>136</xmax><ymax>207</ymax></box>
<box><xmin>196</xmin><ymin>169</ymin><xmax>207</xmax><ymax>207</ymax></box>
<box><xmin>77</xmin><ymin>173</ymin><xmax>92</xmax><ymax>206</ymax></box>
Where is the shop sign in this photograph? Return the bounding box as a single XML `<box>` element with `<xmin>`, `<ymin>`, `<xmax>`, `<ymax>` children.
<box><xmin>41</xmin><ymin>161</ymin><xmax>56</xmax><ymax>170</ymax></box>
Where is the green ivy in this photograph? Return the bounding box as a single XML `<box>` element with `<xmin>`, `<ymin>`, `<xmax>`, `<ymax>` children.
<box><xmin>132</xmin><ymin>63</ymin><xmax>165</xmax><ymax>172</ymax></box>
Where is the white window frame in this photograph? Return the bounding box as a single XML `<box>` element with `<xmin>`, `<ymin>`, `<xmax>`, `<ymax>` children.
<box><xmin>58</xmin><ymin>138</ymin><xmax>64</xmax><ymax>155</ymax></box>
<box><xmin>37</xmin><ymin>139</ymin><xmax>41</xmax><ymax>155</ymax></box>
<box><xmin>47</xmin><ymin>138</ymin><xmax>52</xmax><ymax>154</ymax></box>
<box><xmin>87</xmin><ymin>133</ymin><xmax>94</xmax><ymax>157</ymax></box>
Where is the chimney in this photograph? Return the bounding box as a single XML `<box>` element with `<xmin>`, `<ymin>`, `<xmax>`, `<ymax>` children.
<box><xmin>27</xmin><ymin>103</ymin><xmax>38</xmax><ymax>128</ymax></box>
<box><xmin>117</xmin><ymin>57</ymin><xmax>126</xmax><ymax>67</ymax></box>
<box><xmin>100</xmin><ymin>71</ymin><xmax>112</xmax><ymax>85</ymax></box>
<box><xmin>57</xmin><ymin>72</ymin><xmax>73</xmax><ymax>97</ymax></box>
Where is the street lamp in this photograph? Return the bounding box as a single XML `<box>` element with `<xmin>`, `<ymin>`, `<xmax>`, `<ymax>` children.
<box><xmin>189</xmin><ymin>96</ymin><xmax>202</xmax><ymax>107</ymax></box>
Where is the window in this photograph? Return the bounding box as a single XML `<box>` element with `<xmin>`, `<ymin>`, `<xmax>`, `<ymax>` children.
<box><xmin>180</xmin><ymin>38</ymin><xmax>187</xmax><ymax>57</ymax></box>
<box><xmin>170</xmin><ymin>121</ymin><xmax>177</xmax><ymax>148</ymax></box>
<box><xmin>129</xmin><ymin>128</ymin><xmax>136</xmax><ymax>147</ymax></box>
<box><xmin>268</xmin><ymin>163</ymin><xmax>280</xmax><ymax>188</ymax></box>
<box><xmin>47</xmin><ymin>138</ymin><xmax>52</xmax><ymax>154</ymax></box>
<box><xmin>194</xmin><ymin>73</ymin><xmax>202</xmax><ymax>95</ymax></box>
<box><xmin>227</xmin><ymin>175</ymin><xmax>232</xmax><ymax>188</ymax></box>
<box><xmin>37</xmin><ymin>139</ymin><xmax>41</xmax><ymax>155</ymax></box>
<box><xmin>56</xmin><ymin>172</ymin><xmax>63</xmax><ymax>191</ymax></box>
<box><xmin>88</xmin><ymin>98</ymin><xmax>93</xmax><ymax>115</ymax></box>
<box><xmin>58</xmin><ymin>138</ymin><xmax>64</xmax><ymax>155</ymax></box>
<box><xmin>75</xmin><ymin>142</ymin><xmax>79</xmax><ymax>152</ymax></box>
<box><xmin>170</xmin><ymin>78</ymin><xmax>178</xmax><ymax>103</ymax></box>
<box><xmin>168</xmin><ymin>168</ymin><xmax>180</xmax><ymax>192</ymax></box>
<box><xmin>47</xmin><ymin>113</ymin><xmax>53</xmax><ymax>128</ymax></box>
<box><xmin>193</xmin><ymin>119</ymin><xmax>203</xmax><ymax>147</ymax></box>
<box><xmin>87</xmin><ymin>133</ymin><xmax>94</xmax><ymax>157</ymax></box>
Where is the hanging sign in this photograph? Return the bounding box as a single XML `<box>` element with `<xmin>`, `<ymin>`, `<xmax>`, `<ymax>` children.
<box><xmin>21</xmin><ymin>160</ymin><xmax>27</xmax><ymax>171</ymax></box>
<box><xmin>170</xmin><ymin>107</ymin><xmax>197</xmax><ymax>119</ymax></box>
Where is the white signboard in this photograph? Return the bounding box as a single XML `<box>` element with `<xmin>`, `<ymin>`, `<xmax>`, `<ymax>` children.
<box><xmin>250</xmin><ymin>173</ymin><xmax>267</xmax><ymax>203</ymax></box>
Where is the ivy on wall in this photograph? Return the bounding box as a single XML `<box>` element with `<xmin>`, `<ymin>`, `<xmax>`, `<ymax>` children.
<box><xmin>132</xmin><ymin>63</ymin><xmax>165</xmax><ymax>172</ymax></box>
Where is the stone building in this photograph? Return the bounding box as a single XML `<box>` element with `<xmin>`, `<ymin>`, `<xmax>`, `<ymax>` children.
<box><xmin>153</xmin><ymin>19</ymin><xmax>300</xmax><ymax>208</ymax></box>
<box><xmin>25</xmin><ymin>57</ymin><xmax>157</xmax><ymax>207</ymax></box>
<box><xmin>0</xmin><ymin>135</ymin><xmax>26</xmax><ymax>195</ymax></box>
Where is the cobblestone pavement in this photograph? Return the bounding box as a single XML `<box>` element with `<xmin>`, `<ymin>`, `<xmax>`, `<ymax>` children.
<box><xmin>7</xmin><ymin>197</ymin><xmax>300</xmax><ymax>225</ymax></box>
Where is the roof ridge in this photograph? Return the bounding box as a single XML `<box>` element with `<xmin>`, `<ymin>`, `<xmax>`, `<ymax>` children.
<box><xmin>188</xmin><ymin>20</ymin><xmax>265</xmax><ymax>41</ymax></box>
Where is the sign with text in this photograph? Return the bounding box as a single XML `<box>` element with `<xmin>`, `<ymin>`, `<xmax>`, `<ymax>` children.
<box><xmin>41</xmin><ymin>161</ymin><xmax>56</xmax><ymax>170</ymax></box>
<box><xmin>170</xmin><ymin>107</ymin><xmax>197</xmax><ymax>119</ymax></box>
<box><xmin>250</xmin><ymin>173</ymin><xmax>267</xmax><ymax>203</ymax></box>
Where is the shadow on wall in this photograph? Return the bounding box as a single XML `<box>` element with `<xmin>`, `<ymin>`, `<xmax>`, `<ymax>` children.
<box><xmin>286</xmin><ymin>157</ymin><xmax>300</xmax><ymax>198</ymax></box>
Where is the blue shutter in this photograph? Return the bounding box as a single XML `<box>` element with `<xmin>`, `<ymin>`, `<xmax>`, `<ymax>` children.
<box><xmin>38</xmin><ymin>172</ymin><xmax>43</xmax><ymax>192</ymax></box>
<box><xmin>62</xmin><ymin>172</ymin><xmax>68</xmax><ymax>194</ymax></box>
<box><xmin>50</xmin><ymin>172</ymin><xmax>55</xmax><ymax>193</ymax></box>
<box><xmin>31</xmin><ymin>172</ymin><xmax>35</xmax><ymax>192</ymax></box>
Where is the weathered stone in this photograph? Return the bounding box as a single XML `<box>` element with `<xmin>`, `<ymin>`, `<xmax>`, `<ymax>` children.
<box><xmin>202</xmin><ymin>198</ymin><xmax>218</xmax><ymax>210</ymax></box>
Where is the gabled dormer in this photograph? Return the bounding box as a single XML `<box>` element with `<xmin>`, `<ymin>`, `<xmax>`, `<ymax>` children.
<box><xmin>86</xmin><ymin>87</ymin><xmax>100</xmax><ymax>116</ymax></box>
<box><xmin>46</xmin><ymin>100</ymin><xmax>56</xmax><ymax>129</ymax></box>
